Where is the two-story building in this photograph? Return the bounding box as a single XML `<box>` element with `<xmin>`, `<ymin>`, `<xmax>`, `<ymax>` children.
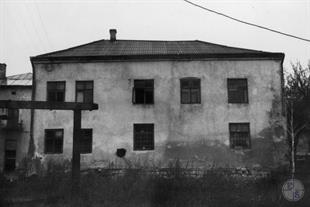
<box><xmin>30</xmin><ymin>30</ymin><xmax>287</xmax><ymax>169</ymax></box>
<box><xmin>0</xmin><ymin>63</ymin><xmax>32</xmax><ymax>172</ymax></box>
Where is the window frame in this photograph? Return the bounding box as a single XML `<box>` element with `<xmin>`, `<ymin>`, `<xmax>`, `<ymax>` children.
<box><xmin>132</xmin><ymin>79</ymin><xmax>154</xmax><ymax>105</ymax></box>
<box><xmin>80</xmin><ymin>128</ymin><xmax>93</xmax><ymax>154</ymax></box>
<box><xmin>180</xmin><ymin>78</ymin><xmax>201</xmax><ymax>104</ymax></box>
<box><xmin>75</xmin><ymin>80</ymin><xmax>94</xmax><ymax>103</ymax></box>
<box><xmin>44</xmin><ymin>129</ymin><xmax>64</xmax><ymax>154</ymax></box>
<box><xmin>133</xmin><ymin>123</ymin><xmax>154</xmax><ymax>151</ymax></box>
<box><xmin>229</xmin><ymin>123</ymin><xmax>251</xmax><ymax>149</ymax></box>
<box><xmin>227</xmin><ymin>78</ymin><xmax>248</xmax><ymax>104</ymax></box>
<box><xmin>46</xmin><ymin>81</ymin><xmax>66</xmax><ymax>102</ymax></box>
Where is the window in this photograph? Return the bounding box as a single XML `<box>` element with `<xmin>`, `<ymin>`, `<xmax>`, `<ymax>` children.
<box><xmin>133</xmin><ymin>80</ymin><xmax>154</xmax><ymax>104</ymax></box>
<box><xmin>229</xmin><ymin>123</ymin><xmax>250</xmax><ymax>149</ymax></box>
<box><xmin>76</xmin><ymin>81</ymin><xmax>94</xmax><ymax>103</ymax></box>
<box><xmin>227</xmin><ymin>79</ymin><xmax>248</xmax><ymax>103</ymax></box>
<box><xmin>7</xmin><ymin>109</ymin><xmax>19</xmax><ymax>129</ymax></box>
<box><xmin>80</xmin><ymin>129</ymin><xmax>92</xmax><ymax>154</ymax></box>
<box><xmin>180</xmin><ymin>78</ymin><xmax>201</xmax><ymax>104</ymax></box>
<box><xmin>45</xmin><ymin>129</ymin><xmax>64</xmax><ymax>154</ymax></box>
<box><xmin>47</xmin><ymin>81</ymin><xmax>65</xmax><ymax>102</ymax></box>
<box><xmin>133</xmin><ymin>124</ymin><xmax>154</xmax><ymax>150</ymax></box>
<box><xmin>4</xmin><ymin>140</ymin><xmax>16</xmax><ymax>172</ymax></box>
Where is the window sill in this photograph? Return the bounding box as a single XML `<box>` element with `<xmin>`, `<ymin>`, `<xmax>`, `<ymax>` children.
<box><xmin>231</xmin><ymin>148</ymin><xmax>251</xmax><ymax>152</ymax></box>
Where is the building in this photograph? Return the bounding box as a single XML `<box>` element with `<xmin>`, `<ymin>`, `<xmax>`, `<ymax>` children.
<box><xmin>30</xmin><ymin>30</ymin><xmax>287</xmax><ymax>170</ymax></box>
<box><xmin>0</xmin><ymin>63</ymin><xmax>32</xmax><ymax>172</ymax></box>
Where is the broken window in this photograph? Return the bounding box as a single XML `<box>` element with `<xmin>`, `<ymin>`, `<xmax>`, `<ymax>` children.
<box><xmin>45</xmin><ymin>129</ymin><xmax>64</xmax><ymax>154</ymax></box>
<box><xmin>47</xmin><ymin>81</ymin><xmax>65</xmax><ymax>102</ymax></box>
<box><xmin>133</xmin><ymin>80</ymin><xmax>154</xmax><ymax>104</ymax></box>
<box><xmin>229</xmin><ymin>123</ymin><xmax>250</xmax><ymax>149</ymax></box>
<box><xmin>80</xmin><ymin>128</ymin><xmax>92</xmax><ymax>154</ymax></box>
<box><xmin>180</xmin><ymin>78</ymin><xmax>201</xmax><ymax>104</ymax></box>
<box><xmin>76</xmin><ymin>81</ymin><xmax>94</xmax><ymax>103</ymax></box>
<box><xmin>227</xmin><ymin>79</ymin><xmax>248</xmax><ymax>103</ymax></box>
<box><xmin>134</xmin><ymin>124</ymin><xmax>154</xmax><ymax>151</ymax></box>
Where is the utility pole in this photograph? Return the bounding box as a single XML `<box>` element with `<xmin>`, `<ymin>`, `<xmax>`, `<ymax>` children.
<box><xmin>289</xmin><ymin>100</ymin><xmax>295</xmax><ymax>178</ymax></box>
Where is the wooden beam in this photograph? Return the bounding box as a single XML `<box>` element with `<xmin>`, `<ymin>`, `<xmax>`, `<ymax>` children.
<box><xmin>72</xmin><ymin>109</ymin><xmax>81</xmax><ymax>194</ymax></box>
<box><xmin>0</xmin><ymin>100</ymin><xmax>98</xmax><ymax>110</ymax></box>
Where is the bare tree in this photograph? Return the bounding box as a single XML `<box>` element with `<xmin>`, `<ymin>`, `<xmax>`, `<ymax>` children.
<box><xmin>285</xmin><ymin>61</ymin><xmax>310</xmax><ymax>173</ymax></box>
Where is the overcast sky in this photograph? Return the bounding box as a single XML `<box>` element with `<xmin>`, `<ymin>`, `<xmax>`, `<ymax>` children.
<box><xmin>1</xmin><ymin>0</ymin><xmax>310</xmax><ymax>75</ymax></box>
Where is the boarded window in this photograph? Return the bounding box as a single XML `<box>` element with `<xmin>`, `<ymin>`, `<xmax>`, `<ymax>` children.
<box><xmin>180</xmin><ymin>78</ymin><xmax>201</xmax><ymax>104</ymax></box>
<box><xmin>47</xmin><ymin>81</ymin><xmax>65</xmax><ymax>102</ymax></box>
<box><xmin>134</xmin><ymin>124</ymin><xmax>154</xmax><ymax>151</ymax></box>
<box><xmin>76</xmin><ymin>81</ymin><xmax>94</xmax><ymax>103</ymax></box>
<box><xmin>227</xmin><ymin>79</ymin><xmax>248</xmax><ymax>103</ymax></box>
<box><xmin>80</xmin><ymin>129</ymin><xmax>93</xmax><ymax>154</ymax></box>
<box><xmin>229</xmin><ymin>123</ymin><xmax>250</xmax><ymax>149</ymax></box>
<box><xmin>133</xmin><ymin>80</ymin><xmax>154</xmax><ymax>104</ymax></box>
<box><xmin>45</xmin><ymin>129</ymin><xmax>64</xmax><ymax>154</ymax></box>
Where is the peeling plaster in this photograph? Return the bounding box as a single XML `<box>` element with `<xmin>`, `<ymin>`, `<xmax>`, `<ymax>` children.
<box><xmin>32</xmin><ymin>59</ymin><xmax>286</xmax><ymax>170</ymax></box>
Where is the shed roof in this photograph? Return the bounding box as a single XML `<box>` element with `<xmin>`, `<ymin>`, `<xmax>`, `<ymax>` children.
<box><xmin>6</xmin><ymin>73</ymin><xmax>32</xmax><ymax>86</ymax></box>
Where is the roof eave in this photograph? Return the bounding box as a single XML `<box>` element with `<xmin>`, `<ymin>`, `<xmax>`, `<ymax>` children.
<box><xmin>0</xmin><ymin>85</ymin><xmax>32</xmax><ymax>88</ymax></box>
<box><xmin>31</xmin><ymin>53</ymin><xmax>285</xmax><ymax>63</ymax></box>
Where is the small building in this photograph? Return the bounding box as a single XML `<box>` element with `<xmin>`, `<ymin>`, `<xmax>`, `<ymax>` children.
<box><xmin>0</xmin><ymin>63</ymin><xmax>32</xmax><ymax>172</ymax></box>
<box><xmin>30</xmin><ymin>30</ymin><xmax>287</xmax><ymax>170</ymax></box>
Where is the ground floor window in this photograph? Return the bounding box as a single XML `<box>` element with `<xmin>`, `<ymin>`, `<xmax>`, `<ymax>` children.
<box><xmin>80</xmin><ymin>129</ymin><xmax>93</xmax><ymax>154</ymax></box>
<box><xmin>229</xmin><ymin>123</ymin><xmax>250</xmax><ymax>149</ymax></box>
<box><xmin>133</xmin><ymin>123</ymin><xmax>154</xmax><ymax>150</ymax></box>
<box><xmin>45</xmin><ymin>129</ymin><xmax>64</xmax><ymax>154</ymax></box>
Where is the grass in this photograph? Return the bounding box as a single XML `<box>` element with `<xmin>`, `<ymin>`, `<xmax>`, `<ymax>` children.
<box><xmin>1</xmin><ymin>167</ymin><xmax>309</xmax><ymax>207</ymax></box>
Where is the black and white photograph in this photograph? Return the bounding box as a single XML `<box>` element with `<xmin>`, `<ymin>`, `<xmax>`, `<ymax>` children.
<box><xmin>0</xmin><ymin>0</ymin><xmax>310</xmax><ymax>206</ymax></box>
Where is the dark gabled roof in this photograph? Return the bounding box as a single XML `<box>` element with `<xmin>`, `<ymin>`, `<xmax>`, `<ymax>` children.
<box><xmin>31</xmin><ymin>39</ymin><xmax>284</xmax><ymax>61</ymax></box>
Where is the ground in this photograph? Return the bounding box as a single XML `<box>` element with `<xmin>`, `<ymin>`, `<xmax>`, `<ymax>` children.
<box><xmin>1</xmin><ymin>166</ymin><xmax>309</xmax><ymax>207</ymax></box>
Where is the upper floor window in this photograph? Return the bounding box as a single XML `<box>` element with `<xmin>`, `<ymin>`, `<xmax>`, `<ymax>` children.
<box><xmin>133</xmin><ymin>123</ymin><xmax>154</xmax><ymax>151</ymax></box>
<box><xmin>133</xmin><ymin>80</ymin><xmax>154</xmax><ymax>104</ymax></box>
<box><xmin>229</xmin><ymin>123</ymin><xmax>250</xmax><ymax>149</ymax></box>
<box><xmin>44</xmin><ymin>129</ymin><xmax>64</xmax><ymax>154</ymax></box>
<box><xmin>76</xmin><ymin>81</ymin><xmax>94</xmax><ymax>103</ymax></box>
<box><xmin>47</xmin><ymin>81</ymin><xmax>65</xmax><ymax>102</ymax></box>
<box><xmin>227</xmin><ymin>79</ymin><xmax>248</xmax><ymax>103</ymax></box>
<box><xmin>80</xmin><ymin>128</ymin><xmax>93</xmax><ymax>154</ymax></box>
<box><xmin>180</xmin><ymin>78</ymin><xmax>201</xmax><ymax>104</ymax></box>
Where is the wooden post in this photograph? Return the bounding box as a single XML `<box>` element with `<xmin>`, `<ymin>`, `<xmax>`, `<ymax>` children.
<box><xmin>72</xmin><ymin>109</ymin><xmax>81</xmax><ymax>194</ymax></box>
<box><xmin>0</xmin><ymin>101</ymin><xmax>98</xmax><ymax>195</ymax></box>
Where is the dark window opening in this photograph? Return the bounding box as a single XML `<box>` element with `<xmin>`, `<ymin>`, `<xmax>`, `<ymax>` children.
<box><xmin>7</xmin><ymin>109</ymin><xmax>19</xmax><ymax>129</ymax></box>
<box><xmin>76</xmin><ymin>81</ymin><xmax>94</xmax><ymax>103</ymax></box>
<box><xmin>47</xmin><ymin>81</ymin><xmax>65</xmax><ymax>102</ymax></box>
<box><xmin>229</xmin><ymin>123</ymin><xmax>250</xmax><ymax>149</ymax></box>
<box><xmin>180</xmin><ymin>78</ymin><xmax>201</xmax><ymax>104</ymax></box>
<box><xmin>133</xmin><ymin>80</ymin><xmax>154</xmax><ymax>104</ymax></box>
<box><xmin>134</xmin><ymin>124</ymin><xmax>154</xmax><ymax>151</ymax></box>
<box><xmin>80</xmin><ymin>129</ymin><xmax>92</xmax><ymax>154</ymax></box>
<box><xmin>227</xmin><ymin>79</ymin><xmax>248</xmax><ymax>103</ymax></box>
<box><xmin>45</xmin><ymin>129</ymin><xmax>64</xmax><ymax>154</ymax></box>
<box><xmin>4</xmin><ymin>140</ymin><xmax>16</xmax><ymax>172</ymax></box>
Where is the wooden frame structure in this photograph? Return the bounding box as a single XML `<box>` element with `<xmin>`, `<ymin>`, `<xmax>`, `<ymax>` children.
<box><xmin>0</xmin><ymin>100</ymin><xmax>98</xmax><ymax>193</ymax></box>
